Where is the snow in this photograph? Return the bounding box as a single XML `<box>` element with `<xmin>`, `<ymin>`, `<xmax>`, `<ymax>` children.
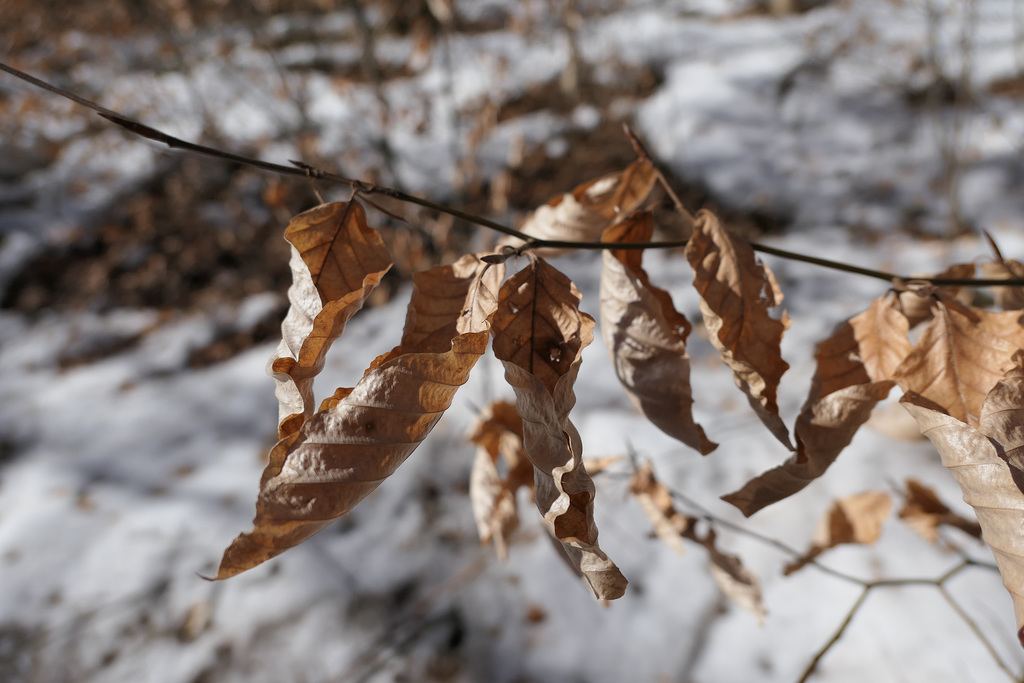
<box><xmin>2</xmin><ymin>0</ymin><xmax>1024</xmax><ymax>681</ymax></box>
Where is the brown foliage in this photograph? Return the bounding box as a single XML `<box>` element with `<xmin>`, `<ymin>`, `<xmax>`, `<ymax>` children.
<box><xmin>205</xmin><ymin>158</ymin><xmax>1024</xmax><ymax>647</ymax></box>
<box><xmin>723</xmin><ymin>295</ymin><xmax>906</xmax><ymax>516</ymax></box>
<box><xmin>904</xmin><ymin>379</ymin><xmax>1024</xmax><ymax>647</ymax></box>
<box><xmin>600</xmin><ymin>212</ymin><xmax>716</xmax><ymax>454</ymax></box>
<box><xmin>784</xmin><ymin>491</ymin><xmax>892</xmax><ymax>575</ymax></box>
<box><xmin>685</xmin><ymin>210</ymin><xmax>792</xmax><ymax>449</ymax></box>
<box><xmin>216</xmin><ymin>252</ymin><xmax>501</xmax><ymax>579</ymax></box>
<box><xmin>491</xmin><ymin>257</ymin><xmax>627</xmax><ymax>600</ymax></box>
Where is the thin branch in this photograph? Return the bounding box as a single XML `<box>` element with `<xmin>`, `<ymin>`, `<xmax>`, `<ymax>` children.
<box><xmin>938</xmin><ymin>583</ymin><xmax>1022</xmax><ymax>681</ymax></box>
<box><xmin>4</xmin><ymin>61</ymin><xmax>1024</xmax><ymax>288</ymax></box>
<box><xmin>797</xmin><ymin>586</ymin><xmax>870</xmax><ymax>683</ymax></box>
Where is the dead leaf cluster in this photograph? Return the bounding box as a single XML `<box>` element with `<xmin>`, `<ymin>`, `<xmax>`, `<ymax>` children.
<box><xmin>214</xmin><ymin>158</ymin><xmax>1024</xmax><ymax>648</ymax></box>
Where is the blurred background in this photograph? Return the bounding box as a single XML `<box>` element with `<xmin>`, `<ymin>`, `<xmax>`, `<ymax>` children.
<box><xmin>1</xmin><ymin>1</ymin><xmax>1024</xmax><ymax>681</ymax></box>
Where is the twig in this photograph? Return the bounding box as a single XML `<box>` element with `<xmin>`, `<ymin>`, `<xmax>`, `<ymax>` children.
<box><xmin>797</xmin><ymin>586</ymin><xmax>870</xmax><ymax>683</ymax></box>
<box><xmin>4</xmin><ymin>62</ymin><xmax>1024</xmax><ymax>288</ymax></box>
<box><xmin>938</xmin><ymin>583</ymin><xmax>1022</xmax><ymax>681</ymax></box>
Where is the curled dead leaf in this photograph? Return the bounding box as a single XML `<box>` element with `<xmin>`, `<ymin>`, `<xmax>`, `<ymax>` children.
<box><xmin>502</xmin><ymin>158</ymin><xmax>657</xmax><ymax>257</ymax></box>
<box><xmin>784</xmin><ymin>491</ymin><xmax>891</xmax><ymax>575</ymax></box>
<box><xmin>897</xmin><ymin>263</ymin><xmax>976</xmax><ymax>328</ymax></box>
<box><xmin>468</xmin><ymin>400</ymin><xmax>533</xmax><ymax>559</ymax></box>
<box><xmin>216</xmin><ymin>255</ymin><xmax>503</xmax><ymax>579</ymax></box>
<box><xmin>903</xmin><ymin>385</ymin><xmax>1024</xmax><ymax>648</ymax></box>
<box><xmin>629</xmin><ymin>460</ymin><xmax>693</xmax><ymax>555</ymax></box>
<box><xmin>600</xmin><ymin>212</ymin><xmax>716</xmax><ymax>454</ymax></box>
<box><xmin>898</xmin><ymin>478</ymin><xmax>981</xmax><ymax>543</ymax></box>
<box><xmin>723</xmin><ymin>297</ymin><xmax>905</xmax><ymax>516</ymax></box>
<box><xmin>981</xmin><ymin>351</ymin><xmax>1024</xmax><ymax>491</ymax></box>
<box><xmin>629</xmin><ymin>459</ymin><xmax>766</xmax><ymax>621</ymax></box>
<box><xmin>491</xmin><ymin>257</ymin><xmax>627</xmax><ymax>600</ymax></box>
<box><xmin>684</xmin><ymin>210</ymin><xmax>792</xmax><ymax>449</ymax></box>
<box><xmin>893</xmin><ymin>296</ymin><xmax>1024</xmax><ymax>426</ymax></box>
<box><xmin>269</xmin><ymin>201</ymin><xmax>393</xmax><ymax>437</ymax></box>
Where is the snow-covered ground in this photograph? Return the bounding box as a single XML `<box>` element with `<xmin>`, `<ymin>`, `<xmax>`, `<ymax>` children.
<box><xmin>2</xmin><ymin>1</ymin><xmax>1024</xmax><ymax>681</ymax></box>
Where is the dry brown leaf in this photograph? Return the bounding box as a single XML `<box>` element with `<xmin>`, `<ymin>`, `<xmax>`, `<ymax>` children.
<box><xmin>903</xmin><ymin>389</ymin><xmax>1024</xmax><ymax>647</ymax></box>
<box><xmin>503</xmin><ymin>158</ymin><xmax>657</xmax><ymax>256</ymax></box>
<box><xmin>583</xmin><ymin>455</ymin><xmax>622</xmax><ymax>477</ymax></box>
<box><xmin>628</xmin><ymin>460</ymin><xmax>766</xmax><ymax>621</ymax></box>
<box><xmin>468</xmin><ymin>400</ymin><xmax>533</xmax><ymax>559</ymax></box>
<box><xmin>898</xmin><ymin>263</ymin><xmax>976</xmax><ymax>328</ymax></box>
<box><xmin>700</xmin><ymin>528</ymin><xmax>767</xmax><ymax>625</ymax></box>
<box><xmin>684</xmin><ymin>210</ymin><xmax>793</xmax><ymax>449</ymax></box>
<box><xmin>629</xmin><ymin>460</ymin><xmax>693</xmax><ymax>554</ymax></box>
<box><xmin>898</xmin><ymin>478</ymin><xmax>982</xmax><ymax>543</ymax></box>
<box><xmin>215</xmin><ymin>255</ymin><xmax>503</xmax><ymax>579</ymax></box>
<box><xmin>724</xmin><ymin>382</ymin><xmax>894</xmax><ymax>517</ymax></box>
<box><xmin>491</xmin><ymin>258</ymin><xmax>627</xmax><ymax>600</ymax></box>
<box><xmin>893</xmin><ymin>296</ymin><xmax>1024</xmax><ymax>426</ymax></box>
<box><xmin>722</xmin><ymin>297</ymin><xmax>906</xmax><ymax>516</ymax></box>
<box><xmin>784</xmin><ymin>491</ymin><xmax>891</xmax><ymax>574</ymax></box>
<box><xmin>600</xmin><ymin>212</ymin><xmax>717</xmax><ymax>454</ymax></box>
<box><xmin>981</xmin><ymin>352</ymin><xmax>1024</xmax><ymax>486</ymax></box>
<box><xmin>269</xmin><ymin>201</ymin><xmax>393</xmax><ymax>437</ymax></box>
<box><xmin>822</xmin><ymin>294</ymin><xmax>912</xmax><ymax>393</ymax></box>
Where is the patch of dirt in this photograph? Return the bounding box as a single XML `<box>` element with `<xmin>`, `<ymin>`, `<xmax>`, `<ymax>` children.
<box><xmin>990</xmin><ymin>73</ymin><xmax>1024</xmax><ymax>99</ymax></box>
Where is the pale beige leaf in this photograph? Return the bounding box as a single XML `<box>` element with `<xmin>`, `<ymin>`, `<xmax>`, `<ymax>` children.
<box><xmin>583</xmin><ymin>455</ymin><xmax>622</xmax><ymax>477</ymax></box>
<box><xmin>216</xmin><ymin>255</ymin><xmax>502</xmax><ymax>579</ymax></box>
<box><xmin>684</xmin><ymin>210</ymin><xmax>793</xmax><ymax>449</ymax></box>
<box><xmin>724</xmin><ymin>297</ymin><xmax>905</xmax><ymax>515</ymax></box>
<box><xmin>503</xmin><ymin>159</ymin><xmax>657</xmax><ymax>257</ymax></box>
<box><xmin>784</xmin><ymin>491</ymin><xmax>891</xmax><ymax>574</ymax></box>
<box><xmin>724</xmin><ymin>381</ymin><xmax>894</xmax><ymax>517</ymax></box>
<box><xmin>628</xmin><ymin>460</ymin><xmax>766</xmax><ymax>620</ymax></box>
<box><xmin>981</xmin><ymin>351</ymin><xmax>1024</xmax><ymax>491</ymax></box>
<box><xmin>898</xmin><ymin>263</ymin><xmax>976</xmax><ymax>328</ymax></box>
<box><xmin>893</xmin><ymin>296</ymin><xmax>1024</xmax><ymax>426</ymax></box>
<box><xmin>724</xmin><ymin>296</ymin><xmax>908</xmax><ymax>515</ymax></box>
<box><xmin>600</xmin><ymin>212</ymin><xmax>716</xmax><ymax>454</ymax></box>
<box><xmin>629</xmin><ymin>460</ymin><xmax>693</xmax><ymax>554</ymax></box>
<box><xmin>903</xmin><ymin>391</ymin><xmax>1024</xmax><ymax>647</ymax></box>
<box><xmin>470</xmin><ymin>447</ymin><xmax>520</xmax><ymax>560</ymax></box>
<box><xmin>468</xmin><ymin>400</ymin><xmax>533</xmax><ymax>559</ymax></box>
<box><xmin>269</xmin><ymin>201</ymin><xmax>393</xmax><ymax>437</ymax></box>
<box><xmin>701</xmin><ymin>529</ymin><xmax>767</xmax><ymax>624</ymax></box>
<box><xmin>898</xmin><ymin>478</ymin><xmax>981</xmax><ymax>542</ymax></box>
<box><xmin>491</xmin><ymin>258</ymin><xmax>627</xmax><ymax>600</ymax></box>
<box><xmin>828</xmin><ymin>294</ymin><xmax>912</xmax><ymax>393</ymax></box>
<box><xmin>980</xmin><ymin>259</ymin><xmax>1024</xmax><ymax>311</ymax></box>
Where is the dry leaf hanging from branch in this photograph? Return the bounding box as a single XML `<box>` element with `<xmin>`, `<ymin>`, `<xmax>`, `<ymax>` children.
<box><xmin>981</xmin><ymin>351</ymin><xmax>1024</xmax><ymax>491</ymax></box>
<box><xmin>503</xmin><ymin>158</ymin><xmax>657</xmax><ymax>256</ymax></box>
<box><xmin>629</xmin><ymin>460</ymin><xmax>766</xmax><ymax>621</ymax></box>
<box><xmin>893</xmin><ymin>296</ymin><xmax>1024</xmax><ymax>426</ymax></box>
<box><xmin>216</xmin><ymin>254</ymin><xmax>503</xmax><ymax>579</ymax></box>
<box><xmin>903</xmin><ymin>379</ymin><xmax>1024</xmax><ymax>648</ymax></box>
<box><xmin>269</xmin><ymin>201</ymin><xmax>393</xmax><ymax>437</ymax></box>
<box><xmin>468</xmin><ymin>400</ymin><xmax>534</xmax><ymax>559</ymax></box>
<box><xmin>723</xmin><ymin>295</ymin><xmax>906</xmax><ymax>516</ymax></box>
<box><xmin>898</xmin><ymin>478</ymin><xmax>981</xmax><ymax>543</ymax></box>
<box><xmin>491</xmin><ymin>257</ymin><xmax>627</xmax><ymax>600</ymax></box>
<box><xmin>784</xmin><ymin>491</ymin><xmax>892</xmax><ymax>575</ymax></box>
<box><xmin>685</xmin><ymin>210</ymin><xmax>792</xmax><ymax>449</ymax></box>
<box><xmin>629</xmin><ymin>459</ymin><xmax>693</xmax><ymax>554</ymax></box>
<box><xmin>897</xmin><ymin>263</ymin><xmax>976</xmax><ymax>328</ymax></box>
<box><xmin>600</xmin><ymin>211</ymin><xmax>716</xmax><ymax>454</ymax></box>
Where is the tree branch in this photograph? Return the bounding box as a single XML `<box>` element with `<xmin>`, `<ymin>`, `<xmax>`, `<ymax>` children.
<box><xmin>3</xmin><ymin>61</ymin><xmax>1023</xmax><ymax>288</ymax></box>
